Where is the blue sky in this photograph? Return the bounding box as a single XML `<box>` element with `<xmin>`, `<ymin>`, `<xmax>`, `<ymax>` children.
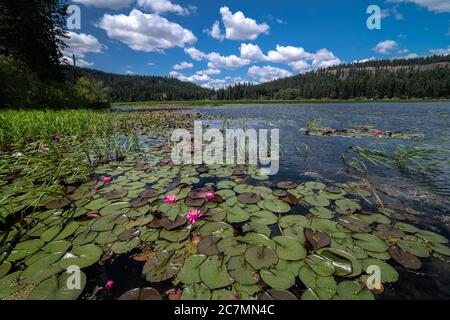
<box><xmin>65</xmin><ymin>0</ymin><xmax>450</xmax><ymax>88</ymax></box>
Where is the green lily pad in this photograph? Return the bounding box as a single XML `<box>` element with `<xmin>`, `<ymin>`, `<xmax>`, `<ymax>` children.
<box><xmin>143</xmin><ymin>251</ymin><xmax>183</xmax><ymax>283</ymax></box>
<box><xmin>244</xmin><ymin>246</ymin><xmax>278</xmax><ymax>270</ymax></box>
<box><xmin>416</xmin><ymin>230</ymin><xmax>448</xmax><ymax>245</ymax></box>
<box><xmin>361</xmin><ymin>258</ymin><xmax>399</xmax><ymax>283</ymax></box>
<box><xmin>273</xmin><ymin>236</ymin><xmax>306</xmax><ymax>261</ymax></box>
<box><xmin>226</xmin><ymin>206</ymin><xmax>250</xmax><ymax>223</ymax></box>
<box><xmin>318</xmin><ymin>248</ymin><xmax>362</xmax><ymax>277</ymax></box>
<box><xmin>388</xmin><ymin>246</ymin><xmax>422</xmax><ymax>270</ymax></box>
<box><xmin>304</xmin><ymin>195</ymin><xmax>330</xmax><ymax>207</ymax></box>
<box><xmin>309</xmin><ymin>207</ymin><xmax>335</xmax><ymax>219</ymax></box>
<box><xmin>199</xmin><ymin>222</ymin><xmax>233</xmax><ymax>238</ymax></box>
<box><xmin>59</xmin><ymin>244</ymin><xmax>103</xmax><ymax>269</ymax></box>
<box><xmin>397</xmin><ymin>239</ymin><xmax>429</xmax><ymax>258</ymax></box>
<box><xmin>305</xmin><ymin>182</ymin><xmax>326</xmax><ymax>190</ymax></box>
<box><xmin>238</xmin><ymin>192</ymin><xmax>261</xmax><ymax>204</ymax></box>
<box><xmin>27</xmin><ymin>271</ymin><xmax>86</xmax><ymax>300</ymax></box>
<box><xmin>237</xmin><ymin>233</ymin><xmax>277</xmax><ymax>250</ymax></box>
<box><xmin>42</xmin><ymin>240</ymin><xmax>72</xmax><ymax>254</ymax></box>
<box><xmin>181</xmin><ymin>283</ymin><xmax>211</xmax><ymax>300</ymax></box>
<box><xmin>99</xmin><ymin>202</ymin><xmax>131</xmax><ymax>215</ymax></box>
<box><xmin>7</xmin><ymin>239</ymin><xmax>45</xmax><ymax>262</ymax></box>
<box><xmin>305</xmin><ymin>255</ymin><xmax>335</xmax><ymax>276</ymax></box>
<box><xmin>200</xmin><ymin>256</ymin><xmax>234</xmax><ymax>290</ymax></box>
<box><xmin>0</xmin><ymin>261</ymin><xmax>11</xmax><ymax>279</ymax></box>
<box><xmin>217</xmin><ymin>237</ymin><xmax>247</xmax><ymax>256</ymax></box>
<box><xmin>40</xmin><ymin>221</ymin><xmax>79</xmax><ymax>242</ymax></box>
<box><xmin>260</xmin><ymin>267</ymin><xmax>295</xmax><ymax>290</ymax></box>
<box><xmin>298</xmin><ymin>266</ymin><xmax>337</xmax><ymax>300</ymax></box>
<box><xmin>22</xmin><ymin>252</ymin><xmax>64</xmax><ymax>284</ymax></box>
<box><xmin>263</xmin><ymin>199</ymin><xmax>291</xmax><ymax>213</ymax></box>
<box><xmin>279</xmin><ymin>215</ymin><xmax>308</xmax><ymax>228</ymax></box>
<box><xmin>336</xmin><ymin>281</ymin><xmax>374</xmax><ymax>300</ymax></box>
<box><xmin>0</xmin><ymin>271</ymin><xmax>25</xmax><ymax>299</ymax></box>
<box><xmin>353</xmin><ymin>233</ymin><xmax>388</xmax><ymax>253</ymax></box>
<box><xmin>395</xmin><ymin>222</ymin><xmax>420</xmax><ymax>233</ymax></box>
<box><xmin>91</xmin><ymin>213</ymin><xmax>127</xmax><ymax>232</ymax></box>
<box><xmin>431</xmin><ymin>243</ymin><xmax>450</xmax><ymax>256</ymax></box>
<box><xmin>250</xmin><ymin>210</ymin><xmax>278</xmax><ymax>225</ymax></box>
<box><xmin>228</xmin><ymin>256</ymin><xmax>259</xmax><ymax>285</ymax></box>
<box><xmin>178</xmin><ymin>254</ymin><xmax>207</xmax><ymax>285</ymax></box>
<box><xmin>111</xmin><ymin>237</ymin><xmax>140</xmax><ymax>254</ymax></box>
<box><xmin>73</xmin><ymin>230</ymin><xmax>98</xmax><ymax>246</ymax></box>
<box><xmin>160</xmin><ymin>229</ymin><xmax>189</xmax><ymax>242</ymax></box>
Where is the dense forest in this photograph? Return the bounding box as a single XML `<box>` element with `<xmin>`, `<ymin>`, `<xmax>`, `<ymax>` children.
<box><xmin>217</xmin><ymin>55</ymin><xmax>450</xmax><ymax>100</ymax></box>
<box><xmin>69</xmin><ymin>67</ymin><xmax>211</xmax><ymax>101</ymax></box>
<box><xmin>0</xmin><ymin>0</ymin><xmax>109</xmax><ymax>108</ymax></box>
<box><xmin>75</xmin><ymin>54</ymin><xmax>450</xmax><ymax>102</ymax></box>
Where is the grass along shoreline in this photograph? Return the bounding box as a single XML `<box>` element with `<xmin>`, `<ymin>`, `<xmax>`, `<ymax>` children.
<box><xmin>113</xmin><ymin>98</ymin><xmax>450</xmax><ymax>107</ymax></box>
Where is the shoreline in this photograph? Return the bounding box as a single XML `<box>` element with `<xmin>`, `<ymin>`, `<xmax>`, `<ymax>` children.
<box><xmin>112</xmin><ymin>99</ymin><xmax>450</xmax><ymax>108</ymax></box>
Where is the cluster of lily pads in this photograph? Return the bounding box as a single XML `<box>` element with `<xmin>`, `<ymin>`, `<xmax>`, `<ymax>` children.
<box><xmin>305</xmin><ymin>127</ymin><xmax>424</xmax><ymax>140</ymax></box>
<box><xmin>1</xmin><ymin>145</ymin><xmax>449</xmax><ymax>300</ymax></box>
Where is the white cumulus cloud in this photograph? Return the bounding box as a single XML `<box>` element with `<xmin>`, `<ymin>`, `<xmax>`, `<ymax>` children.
<box><xmin>61</xmin><ymin>31</ymin><xmax>104</xmax><ymax>67</ymax></box>
<box><xmin>240</xmin><ymin>43</ymin><xmax>267</xmax><ymax>61</ymax></box>
<box><xmin>429</xmin><ymin>45</ymin><xmax>450</xmax><ymax>55</ymax></box>
<box><xmin>219</xmin><ymin>7</ymin><xmax>269</xmax><ymax>40</ymax></box>
<box><xmin>173</xmin><ymin>61</ymin><xmax>194</xmax><ymax>70</ymax></box>
<box><xmin>98</xmin><ymin>9</ymin><xmax>196</xmax><ymax>52</ymax></box>
<box><xmin>184</xmin><ymin>47</ymin><xmax>251</xmax><ymax>69</ymax></box>
<box><xmin>137</xmin><ymin>0</ymin><xmax>190</xmax><ymax>15</ymax></box>
<box><xmin>373</xmin><ymin>40</ymin><xmax>398</xmax><ymax>54</ymax></box>
<box><xmin>205</xmin><ymin>21</ymin><xmax>224</xmax><ymax>41</ymax></box>
<box><xmin>248</xmin><ymin>65</ymin><xmax>293</xmax><ymax>83</ymax></box>
<box><xmin>388</xmin><ymin>0</ymin><xmax>450</xmax><ymax>13</ymax></box>
<box><xmin>72</xmin><ymin>0</ymin><xmax>133</xmax><ymax>9</ymax></box>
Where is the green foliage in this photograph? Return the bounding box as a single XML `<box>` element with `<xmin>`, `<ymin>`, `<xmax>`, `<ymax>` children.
<box><xmin>73</xmin><ymin>77</ymin><xmax>110</xmax><ymax>108</ymax></box>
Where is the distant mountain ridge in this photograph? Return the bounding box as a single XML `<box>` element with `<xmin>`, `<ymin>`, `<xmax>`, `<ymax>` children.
<box><xmin>70</xmin><ymin>55</ymin><xmax>450</xmax><ymax>101</ymax></box>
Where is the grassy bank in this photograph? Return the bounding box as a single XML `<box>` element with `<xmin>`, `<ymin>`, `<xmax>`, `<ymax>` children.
<box><xmin>113</xmin><ymin>98</ymin><xmax>450</xmax><ymax>107</ymax></box>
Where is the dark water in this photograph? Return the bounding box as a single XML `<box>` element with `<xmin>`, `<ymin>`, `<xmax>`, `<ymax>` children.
<box><xmin>113</xmin><ymin>102</ymin><xmax>450</xmax><ymax>300</ymax></box>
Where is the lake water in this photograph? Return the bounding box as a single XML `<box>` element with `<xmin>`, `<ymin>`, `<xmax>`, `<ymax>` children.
<box><xmin>111</xmin><ymin>102</ymin><xmax>450</xmax><ymax>299</ymax></box>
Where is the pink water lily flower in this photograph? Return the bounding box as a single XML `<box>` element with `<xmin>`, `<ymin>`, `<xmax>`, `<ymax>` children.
<box><xmin>102</xmin><ymin>177</ymin><xmax>112</xmax><ymax>184</ymax></box>
<box><xmin>187</xmin><ymin>209</ymin><xmax>203</xmax><ymax>225</ymax></box>
<box><xmin>205</xmin><ymin>191</ymin><xmax>215</xmax><ymax>201</ymax></box>
<box><xmin>105</xmin><ymin>280</ymin><xmax>114</xmax><ymax>290</ymax></box>
<box><xmin>374</xmin><ymin>129</ymin><xmax>384</xmax><ymax>137</ymax></box>
<box><xmin>163</xmin><ymin>159</ymin><xmax>171</xmax><ymax>165</ymax></box>
<box><xmin>165</xmin><ymin>194</ymin><xmax>178</xmax><ymax>204</ymax></box>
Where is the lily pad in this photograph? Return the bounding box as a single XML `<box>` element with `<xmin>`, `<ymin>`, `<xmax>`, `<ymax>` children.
<box><xmin>91</xmin><ymin>213</ymin><xmax>127</xmax><ymax>232</ymax></box>
<box><xmin>237</xmin><ymin>233</ymin><xmax>277</xmax><ymax>250</ymax></box>
<box><xmin>336</xmin><ymin>281</ymin><xmax>374</xmax><ymax>300</ymax></box>
<box><xmin>217</xmin><ymin>237</ymin><xmax>247</xmax><ymax>257</ymax></box>
<box><xmin>59</xmin><ymin>244</ymin><xmax>103</xmax><ymax>269</ymax></box>
<box><xmin>178</xmin><ymin>255</ymin><xmax>207</xmax><ymax>285</ymax></box>
<box><xmin>305</xmin><ymin>255</ymin><xmax>335</xmax><ymax>276</ymax></box>
<box><xmin>0</xmin><ymin>271</ymin><xmax>25</xmax><ymax>299</ymax></box>
<box><xmin>388</xmin><ymin>246</ymin><xmax>422</xmax><ymax>270</ymax></box>
<box><xmin>273</xmin><ymin>236</ymin><xmax>306</xmax><ymax>261</ymax></box>
<box><xmin>111</xmin><ymin>237</ymin><xmax>140</xmax><ymax>254</ymax></box>
<box><xmin>22</xmin><ymin>252</ymin><xmax>65</xmax><ymax>284</ymax></box>
<box><xmin>143</xmin><ymin>251</ymin><xmax>183</xmax><ymax>282</ymax></box>
<box><xmin>250</xmin><ymin>210</ymin><xmax>278</xmax><ymax>225</ymax></box>
<box><xmin>200</xmin><ymin>256</ymin><xmax>234</xmax><ymax>290</ymax></box>
<box><xmin>397</xmin><ymin>239</ymin><xmax>429</xmax><ymax>258</ymax></box>
<box><xmin>118</xmin><ymin>287</ymin><xmax>162</xmax><ymax>300</ymax></box>
<box><xmin>226</xmin><ymin>206</ymin><xmax>250</xmax><ymax>223</ymax></box>
<box><xmin>318</xmin><ymin>248</ymin><xmax>362</xmax><ymax>277</ymax></box>
<box><xmin>416</xmin><ymin>230</ymin><xmax>448</xmax><ymax>245</ymax></box>
<box><xmin>260</xmin><ymin>267</ymin><xmax>295</xmax><ymax>290</ymax></box>
<box><xmin>263</xmin><ymin>199</ymin><xmax>291</xmax><ymax>213</ymax></box>
<box><xmin>228</xmin><ymin>256</ymin><xmax>259</xmax><ymax>285</ymax></box>
<box><xmin>238</xmin><ymin>192</ymin><xmax>261</xmax><ymax>204</ymax></box>
<box><xmin>353</xmin><ymin>233</ymin><xmax>388</xmax><ymax>253</ymax></box>
<box><xmin>181</xmin><ymin>283</ymin><xmax>211</xmax><ymax>300</ymax></box>
<box><xmin>245</xmin><ymin>246</ymin><xmax>278</xmax><ymax>270</ymax></box>
<box><xmin>198</xmin><ymin>236</ymin><xmax>221</xmax><ymax>256</ymax></box>
<box><xmin>27</xmin><ymin>271</ymin><xmax>86</xmax><ymax>300</ymax></box>
<box><xmin>304</xmin><ymin>229</ymin><xmax>331</xmax><ymax>250</ymax></box>
<box><xmin>361</xmin><ymin>258</ymin><xmax>399</xmax><ymax>283</ymax></box>
<box><xmin>304</xmin><ymin>194</ymin><xmax>330</xmax><ymax>207</ymax></box>
<box><xmin>7</xmin><ymin>239</ymin><xmax>45</xmax><ymax>262</ymax></box>
<box><xmin>277</xmin><ymin>181</ymin><xmax>298</xmax><ymax>190</ymax></box>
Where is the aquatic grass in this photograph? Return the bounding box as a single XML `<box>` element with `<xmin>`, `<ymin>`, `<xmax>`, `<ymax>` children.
<box><xmin>342</xmin><ymin>143</ymin><xmax>450</xmax><ymax>188</ymax></box>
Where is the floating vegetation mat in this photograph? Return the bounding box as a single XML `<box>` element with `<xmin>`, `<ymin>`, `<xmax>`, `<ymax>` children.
<box><xmin>0</xmin><ymin>109</ymin><xmax>448</xmax><ymax>300</ymax></box>
<box><xmin>1</xmin><ymin>146</ymin><xmax>449</xmax><ymax>300</ymax></box>
<box><xmin>305</xmin><ymin>127</ymin><xmax>424</xmax><ymax>140</ymax></box>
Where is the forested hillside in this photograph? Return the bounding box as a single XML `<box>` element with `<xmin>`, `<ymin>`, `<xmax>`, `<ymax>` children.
<box><xmin>75</xmin><ymin>55</ymin><xmax>450</xmax><ymax>102</ymax></box>
<box><xmin>215</xmin><ymin>55</ymin><xmax>450</xmax><ymax>100</ymax></box>
<box><xmin>69</xmin><ymin>67</ymin><xmax>211</xmax><ymax>102</ymax></box>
